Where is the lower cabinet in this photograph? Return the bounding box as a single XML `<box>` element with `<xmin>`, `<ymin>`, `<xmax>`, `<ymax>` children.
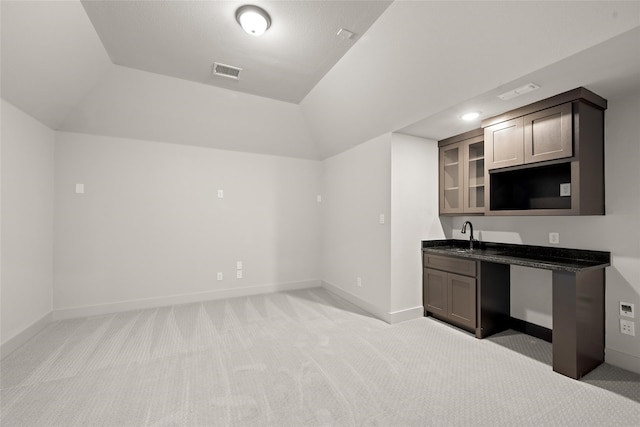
<box><xmin>423</xmin><ymin>254</ymin><xmax>477</xmax><ymax>331</ymax></box>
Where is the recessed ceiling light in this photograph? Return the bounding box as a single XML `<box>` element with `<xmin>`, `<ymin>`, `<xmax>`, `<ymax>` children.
<box><xmin>236</xmin><ymin>5</ymin><xmax>271</xmax><ymax>36</ymax></box>
<box><xmin>461</xmin><ymin>112</ymin><xmax>480</xmax><ymax>121</ymax></box>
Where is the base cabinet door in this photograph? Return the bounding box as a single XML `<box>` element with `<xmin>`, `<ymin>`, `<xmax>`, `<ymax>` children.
<box><xmin>424</xmin><ymin>268</ymin><xmax>447</xmax><ymax>317</ymax></box>
<box><xmin>448</xmin><ymin>273</ymin><xmax>477</xmax><ymax>330</ymax></box>
<box><xmin>424</xmin><ymin>263</ymin><xmax>477</xmax><ymax>331</ymax></box>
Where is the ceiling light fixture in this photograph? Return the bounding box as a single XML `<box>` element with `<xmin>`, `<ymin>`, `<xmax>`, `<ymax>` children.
<box><xmin>461</xmin><ymin>112</ymin><xmax>480</xmax><ymax>121</ymax></box>
<box><xmin>236</xmin><ymin>5</ymin><xmax>271</xmax><ymax>36</ymax></box>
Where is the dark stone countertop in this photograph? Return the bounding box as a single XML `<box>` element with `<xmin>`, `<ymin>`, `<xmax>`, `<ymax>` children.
<box><xmin>422</xmin><ymin>239</ymin><xmax>611</xmax><ymax>272</ymax></box>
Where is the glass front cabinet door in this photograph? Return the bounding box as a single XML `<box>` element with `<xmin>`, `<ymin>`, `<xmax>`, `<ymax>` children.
<box><xmin>439</xmin><ymin>130</ymin><xmax>484</xmax><ymax>215</ymax></box>
<box><xmin>440</xmin><ymin>143</ymin><xmax>463</xmax><ymax>214</ymax></box>
<box><xmin>464</xmin><ymin>136</ymin><xmax>485</xmax><ymax>213</ymax></box>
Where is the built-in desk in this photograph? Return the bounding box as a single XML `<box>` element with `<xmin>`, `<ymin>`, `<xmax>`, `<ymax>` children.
<box><xmin>422</xmin><ymin>239</ymin><xmax>611</xmax><ymax>380</ymax></box>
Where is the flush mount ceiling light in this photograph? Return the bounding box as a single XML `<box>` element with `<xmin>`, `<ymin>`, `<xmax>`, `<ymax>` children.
<box><xmin>236</xmin><ymin>5</ymin><xmax>271</xmax><ymax>36</ymax></box>
<box><xmin>461</xmin><ymin>111</ymin><xmax>481</xmax><ymax>121</ymax></box>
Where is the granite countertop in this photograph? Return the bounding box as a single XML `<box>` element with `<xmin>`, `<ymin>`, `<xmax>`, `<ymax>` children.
<box><xmin>422</xmin><ymin>239</ymin><xmax>611</xmax><ymax>272</ymax></box>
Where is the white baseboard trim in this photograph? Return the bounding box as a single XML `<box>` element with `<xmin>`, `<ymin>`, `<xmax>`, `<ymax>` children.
<box><xmin>321</xmin><ymin>281</ymin><xmax>390</xmax><ymax>323</ymax></box>
<box><xmin>53</xmin><ymin>279</ymin><xmax>321</xmax><ymax>320</ymax></box>
<box><xmin>606</xmin><ymin>347</ymin><xmax>640</xmax><ymax>374</ymax></box>
<box><xmin>321</xmin><ymin>281</ymin><xmax>423</xmax><ymax>324</ymax></box>
<box><xmin>389</xmin><ymin>306</ymin><xmax>424</xmax><ymax>324</ymax></box>
<box><xmin>1</xmin><ymin>312</ymin><xmax>52</xmax><ymax>360</ymax></box>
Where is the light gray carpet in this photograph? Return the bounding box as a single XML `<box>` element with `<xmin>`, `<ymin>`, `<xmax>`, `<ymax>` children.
<box><xmin>1</xmin><ymin>287</ymin><xmax>639</xmax><ymax>426</ymax></box>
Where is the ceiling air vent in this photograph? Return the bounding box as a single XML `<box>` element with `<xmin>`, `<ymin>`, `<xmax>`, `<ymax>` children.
<box><xmin>213</xmin><ymin>62</ymin><xmax>242</xmax><ymax>80</ymax></box>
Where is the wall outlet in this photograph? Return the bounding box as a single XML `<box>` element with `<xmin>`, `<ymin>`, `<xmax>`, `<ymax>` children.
<box><xmin>236</xmin><ymin>270</ymin><xmax>243</xmax><ymax>279</ymax></box>
<box><xmin>216</xmin><ymin>272</ymin><xmax>223</xmax><ymax>281</ymax></box>
<box><xmin>620</xmin><ymin>302</ymin><xmax>635</xmax><ymax>318</ymax></box>
<box><xmin>620</xmin><ymin>319</ymin><xmax>635</xmax><ymax>336</ymax></box>
<box><xmin>317</xmin><ymin>195</ymin><xmax>322</xmax><ymax>203</ymax></box>
<box><xmin>549</xmin><ymin>232</ymin><xmax>560</xmax><ymax>244</ymax></box>
<box><xmin>357</xmin><ymin>277</ymin><xmax>362</xmax><ymax>287</ymax></box>
<box><xmin>379</xmin><ymin>214</ymin><xmax>385</xmax><ymax>224</ymax></box>
<box><xmin>236</xmin><ymin>261</ymin><xmax>243</xmax><ymax>270</ymax></box>
<box><xmin>75</xmin><ymin>183</ymin><xmax>85</xmax><ymax>194</ymax></box>
<box><xmin>560</xmin><ymin>183</ymin><xmax>571</xmax><ymax>197</ymax></box>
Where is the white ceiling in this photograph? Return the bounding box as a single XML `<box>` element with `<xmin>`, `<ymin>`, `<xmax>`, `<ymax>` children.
<box><xmin>81</xmin><ymin>0</ymin><xmax>392</xmax><ymax>103</ymax></box>
<box><xmin>2</xmin><ymin>1</ymin><xmax>639</xmax><ymax>160</ymax></box>
<box><xmin>301</xmin><ymin>1</ymin><xmax>640</xmax><ymax>157</ymax></box>
<box><xmin>0</xmin><ymin>1</ymin><xmax>111</xmax><ymax>129</ymax></box>
<box><xmin>398</xmin><ymin>25</ymin><xmax>640</xmax><ymax>142</ymax></box>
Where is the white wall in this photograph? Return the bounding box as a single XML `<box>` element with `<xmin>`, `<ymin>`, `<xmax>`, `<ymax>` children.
<box><xmin>1</xmin><ymin>100</ymin><xmax>54</xmax><ymax>351</ymax></box>
<box><xmin>60</xmin><ymin>65</ymin><xmax>320</xmax><ymax>160</ymax></box>
<box><xmin>390</xmin><ymin>133</ymin><xmax>444</xmax><ymax>317</ymax></box>
<box><xmin>321</xmin><ymin>133</ymin><xmax>392</xmax><ymax>319</ymax></box>
<box><xmin>53</xmin><ymin>132</ymin><xmax>321</xmax><ymax>317</ymax></box>
<box><xmin>321</xmin><ymin>132</ymin><xmax>446</xmax><ymax>322</ymax></box>
<box><xmin>450</xmin><ymin>87</ymin><xmax>640</xmax><ymax>372</ymax></box>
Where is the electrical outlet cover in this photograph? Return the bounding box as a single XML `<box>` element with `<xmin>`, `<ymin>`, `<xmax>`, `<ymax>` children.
<box><xmin>620</xmin><ymin>319</ymin><xmax>635</xmax><ymax>336</ymax></box>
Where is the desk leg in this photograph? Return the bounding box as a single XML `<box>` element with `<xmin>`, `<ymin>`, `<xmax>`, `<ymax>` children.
<box><xmin>552</xmin><ymin>269</ymin><xmax>605</xmax><ymax>379</ymax></box>
<box><xmin>476</xmin><ymin>261</ymin><xmax>510</xmax><ymax>339</ymax></box>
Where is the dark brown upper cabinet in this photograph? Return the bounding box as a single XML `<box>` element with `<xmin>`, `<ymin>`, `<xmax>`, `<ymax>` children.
<box><xmin>485</xmin><ymin>117</ymin><xmax>524</xmax><ymax>169</ymax></box>
<box><xmin>481</xmin><ymin>87</ymin><xmax>607</xmax><ymax>216</ymax></box>
<box><xmin>485</xmin><ymin>103</ymin><xmax>573</xmax><ymax>170</ymax></box>
<box><xmin>524</xmin><ymin>103</ymin><xmax>572</xmax><ymax>164</ymax></box>
<box><xmin>438</xmin><ymin>129</ymin><xmax>485</xmax><ymax>215</ymax></box>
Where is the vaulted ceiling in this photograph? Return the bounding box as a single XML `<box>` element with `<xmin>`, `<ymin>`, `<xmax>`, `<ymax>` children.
<box><xmin>2</xmin><ymin>1</ymin><xmax>639</xmax><ymax>160</ymax></box>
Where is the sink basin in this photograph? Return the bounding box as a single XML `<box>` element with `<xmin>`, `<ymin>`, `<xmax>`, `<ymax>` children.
<box><xmin>453</xmin><ymin>248</ymin><xmax>475</xmax><ymax>253</ymax></box>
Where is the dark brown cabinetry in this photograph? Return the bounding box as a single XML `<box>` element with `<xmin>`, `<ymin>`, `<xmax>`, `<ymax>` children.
<box><xmin>437</xmin><ymin>88</ymin><xmax>607</xmax><ymax>217</ymax></box>
<box><xmin>423</xmin><ymin>253</ymin><xmax>476</xmax><ymax>331</ymax></box>
<box><xmin>524</xmin><ymin>103</ymin><xmax>573</xmax><ymax>164</ymax></box>
<box><xmin>485</xmin><ymin>103</ymin><xmax>573</xmax><ymax>170</ymax></box>
<box><xmin>484</xmin><ymin>117</ymin><xmax>524</xmax><ymax>170</ymax></box>
<box><xmin>481</xmin><ymin>87</ymin><xmax>607</xmax><ymax>216</ymax></box>
<box><xmin>439</xmin><ymin>129</ymin><xmax>485</xmax><ymax>215</ymax></box>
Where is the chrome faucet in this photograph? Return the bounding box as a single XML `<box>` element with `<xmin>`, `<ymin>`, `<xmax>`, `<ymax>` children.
<box><xmin>461</xmin><ymin>221</ymin><xmax>476</xmax><ymax>250</ymax></box>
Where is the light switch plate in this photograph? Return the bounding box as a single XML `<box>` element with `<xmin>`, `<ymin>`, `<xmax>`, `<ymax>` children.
<box><xmin>75</xmin><ymin>183</ymin><xmax>85</xmax><ymax>194</ymax></box>
<box><xmin>217</xmin><ymin>189</ymin><xmax>224</xmax><ymax>198</ymax></box>
<box><xmin>236</xmin><ymin>261</ymin><xmax>243</xmax><ymax>270</ymax></box>
<box><xmin>620</xmin><ymin>302</ymin><xmax>635</xmax><ymax>318</ymax></box>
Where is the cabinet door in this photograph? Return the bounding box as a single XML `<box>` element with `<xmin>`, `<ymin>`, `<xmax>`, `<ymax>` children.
<box><xmin>424</xmin><ymin>268</ymin><xmax>448</xmax><ymax>317</ymax></box>
<box><xmin>447</xmin><ymin>273</ymin><xmax>476</xmax><ymax>329</ymax></box>
<box><xmin>463</xmin><ymin>138</ymin><xmax>485</xmax><ymax>213</ymax></box>
<box><xmin>439</xmin><ymin>143</ymin><xmax>463</xmax><ymax>213</ymax></box>
<box><xmin>524</xmin><ymin>103</ymin><xmax>573</xmax><ymax>164</ymax></box>
<box><xmin>485</xmin><ymin>118</ymin><xmax>524</xmax><ymax>170</ymax></box>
